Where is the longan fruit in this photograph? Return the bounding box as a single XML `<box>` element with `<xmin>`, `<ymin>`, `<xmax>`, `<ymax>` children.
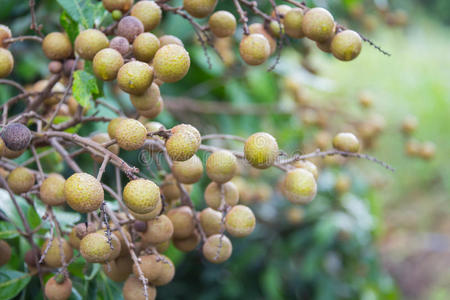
<box><xmin>138</xmin><ymin>97</ymin><xmax>164</xmax><ymax>119</ymax></box>
<box><xmin>112</xmin><ymin>228</ymin><xmax>132</xmax><ymax>257</ymax></box>
<box><xmin>173</xmin><ymin>231</ymin><xmax>200</xmax><ymax>252</ymax></box>
<box><xmin>117</xmin><ymin>16</ymin><xmax>144</xmax><ymax>43</ymax></box>
<box><xmin>7</xmin><ymin>167</ymin><xmax>35</xmax><ymax>194</ymax></box>
<box><xmin>48</xmin><ymin>61</ymin><xmax>63</xmax><ymax>74</ymax></box>
<box><xmin>103</xmin><ymin>255</ymin><xmax>133</xmax><ymax>282</ymax></box>
<box><xmin>123</xmin><ymin>276</ymin><xmax>157</xmax><ymax>300</ymax></box>
<box><xmin>158</xmin><ymin>35</ymin><xmax>184</xmax><ymax>47</ymax></box>
<box><xmin>302</xmin><ymin>7</ymin><xmax>335</xmax><ymax>42</ymax></box>
<box><xmin>24</xmin><ymin>248</ymin><xmax>40</xmax><ymax>270</ymax></box>
<box><xmin>331</xmin><ymin>30</ymin><xmax>362</xmax><ymax>61</ymax></box>
<box><xmin>225</xmin><ymin>205</ymin><xmax>255</xmax><ymax>238</ymax></box>
<box><xmin>401</xmin><ymin>115</ymin><xmax>418</xmax><ymax>134</ymax></box>
<box><xmin>64</xmin><ymin>172</ymin><xmax>104</xmax><ymax>213</ymax></box>
<box><xmin>40</xmin><ymin>173</ymin><xmax>66</xmax><ymax>206</ymax></box>
<box><xmin>282</xmin><ymin>168</ymin><xmax>317</xmax><ymax>204</ymax></box>
<box><xmin>249</xmin><ymin>23</ymin><xmax>276</xmax><ymax>54</ymax></box>
<box><xmin>80</xmin><ymin>232</ymin><xmax>113</xmax><ymax>263</ymax></box>
<box><xmin>206</xmin><ymin>150</ymin><xmax>237</xmax><ymax>183</ymax></box>
<box><xmin>316</xmin><ymin>39</ymin><xmax>333</xmax><ymax>53</ymax></box>
<box><xmin>202</xmin><ymin>234</ymin><xmax>232</xmax><ymax>263</ymax></box>
<box><xmin>141</xmin><ymin>214</ymin><xmax>173</xmax><ymax>244</ymax></box>
<box><xmin>150</xmin><ymin>255</ymin><xmax>175</xmax><ymax>286</ymax></box>
<box><xmin>93</xmin><ymin>48</ymin><xmax>124</xmax><ymax>81</ymax></box>
<box><xmin>115</xmin><ymin>119</ymin><xmax>148</xmax><ymax>151</ymax></box>
<box><xmin>123</xmin><ymin>179</ymin><xmax>160</xmax><ymax>214</ymax></box>
<box><xmin>133</xmin><ymin>33</ymin><xmax>160</xmax><ymax>62</ymax></box>
<box><xmin>45</xmin><ymin>276</ymin><xmax>72</xmax><ymax>300</ymax></box>
<box><xmin>239</xmin><ymin>34</ymin><xmax>270</xmax><ymax>66</ymax></box>
<box><xmin>133</xmin><ymin>255</ymin><xmax>162</xmax><ymax>281</ymax></box>
<box><xmin>167</xmin><ymin>206</ymin><xmax>195</xmax><ymax>239</ymax></box>
<box><xmin>107</xmin><ymin>117</ymin><xmax>126</xmax><ymax>139</ymax></box>
<box><xmin>153</xmin><ymin>44</ymin><xmax>190</xmax><ymax>83</ymax></box>
<box><xmin>286</xmin><ymin>206</ymin><xmax>304</xmax><ymax>225</ymax></box>
<box><xmin>41</xmin><ymin>238</ymin><xmax>73</xmax><ymax>268</ymax></box>
<box><xmin>204</xmin><ymin>181</ymin><xmax>239</xmax><ymax>210</ymax></box>
<box><xmin>63</xmin><ymin>59</ymin><xmax>84</xmax><ymax>76</ymax></box>
<box><xmin>117</xmin><ymin>61</ymin><xmax>154</xmax><ymax>95</ymax></box>
<box><xmin>75</xmin><ymin>29</ymin><xmax>109</xmax><ymax>60</ymax></box>
<box><xmin>271</xmin><ymin>4</ymin><xmax>292</xmax><ymax>18</ymax></box>
<box><xmin>68</xmin><ymin>223</ymin><xmax>96</xmax><ymax>250</ymax></box>
<box><xmin>42</xmin><ymin>32</ymin><xmax>73</xmax><ymax>60</ymax></box>
<box><xmin>199</xmin><ymin>207</ymin><xmax>222</xmax><ymax>237</ymax></box>
<box><xmin>106</xmin><ymin>233</ymin><xmax>122</xmax><ymax>261</ymax></box>
<box><xmin>332</xmin><ymin>132</ymin><xmax>360</xmax><ymax>153</ymax></box>
<box><xmin>172</xmin><ymin>154</ymin><xmax>204</xmax><ymax>184</ymax></box>
<box><xmin>130</xmin><ymin>83</ymin><xmax>160</xmax><ymax>111</ymax></box>
<box><xmin>268</xmin><ymin>21</ymin><xmax>284</xmax><ymax>38</ymax></box>
<box><xmin>284</xmin><ymin>8</ymin><xmax>304</xmax><ymax>38</ymax></box>
<box><xmin>102</xmin><ymin>0</ymin><xmax>133</xmax><ymax>12</ymax></box>
<box><xmin>90</xmin><ymin>133</ymin><xmax>120</xmax><ymax>163</ymax></box>
<box><xmin>208</xmin><ymin>11</ymin><xmax>236</xmax><ymax>38</ymax></box>
<box><xmin>335</xmin><ymin>174</ymin><xmax>351</xmax><ymax>194</ymax></box>
<box><xmin>160</xmin><ymin>174</ymin><xmax>181</xmax><ymax>201</ymax></box>
<box><xmin>130</xmin><ymin>198</ymin><xmax>162</xmax><ymax>221</ymax></box>
<box><xmin>145</xmin><ymin>121</ymin><xmax>165</xmax><ymax>134</ymax></box>
<box><xmin>0</xmin><ymin>48</ymin><xmax>14</xmax><ymax>78</ymax></box>
<box><xmin>419</xmin><ymin>141</ymin><xmax>436</xmax><ymax>160</ymax></box>
<box><xmin>0</xmin><ymin>25</ymin><xmax>12</xmax><ymax>48</ymax></box>
<box><xmin>109</xmin><ymin>36</ymin><xmax>130</xmax><ymax>56</ymax></box>
<box><xmin>165</xmin><ymin>124</ymin><xmax>201</xmax><ymax>161</ymax></box>
<box><xmin>0</xmin><ymin>240</ymin><xmax>11</xmax><ymax>267</ymax></box>
<box><xmin>131</xmin><ymin>1</ymin><xmax>162</xmax><ymax>31</ymax></box>
<box><xmin>155</xmin><ymin>240</ymin><xmax>170</xmax><ymax>253</ymax></box>
<box><xmin>1</xmin><ymin>123</ymin><xmax>31</xmax><ymax>151</ymax></box>
<box><xmin>292</xmin><ymin>160</ymin><xmax>318</xmax><ymax>180</ymax></box>
<box><xmin>244</xmin><ymin>132</ymin><xmax>279</xmax><ymax>169</ymax></box>
<box><xmin>183</xmin><ymin>0</ymin><xmax>217</xmax><ymax>18</ymax></box>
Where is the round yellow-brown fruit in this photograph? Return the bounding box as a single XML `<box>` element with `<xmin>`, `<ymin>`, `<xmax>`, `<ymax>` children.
<box><xmin>102</xmin><ymin>0</ymin><xmax>133</xmax><ymax>12</ymax></box>
<box><xmin>302</xmin><ymin>7</ymin><xmax>335</xmax><ymax>42</ymax></box>
<box><xmin>183</xmin><ymin>0</ymin><xmax>217</xmax><ymax>18</ymax></box>
<box><xmin>93</xmin><ymin>48</ymin><xmax>124</xmax><ymax>81</ymax></box>
<box><xmin>0</xmin><ymin>48</ymin><xmax>14</xmax><ymax>78</ymax></box>
<box><xmin>202</xmin><ymin>234</ymin><xmax>232</xmax><ymax>263</ymax></box>
<box><xmin>130</xmin><ymin>1</ymin><xmax>162</xmax><ymax>31</ymax></box>
<box><xmin>165</xmin><ymin>124</ymin><xmax>201</xmax><ymax>161</ymax></box>
<box><xmin>281</xmin><ymin>168</ymin><xmax>317</xmax><ymax>204</ymax></box>
<box><xmin>7</xmin><ymin>167</ymin><xmax>35</xmax><ymax>194</ymax></box>
<box><xmin>123</xmin><ymin>276</ymin><xmax>157</xmax><ymax>300</ymax></box>
<box><xmin>41</xmin><ymin>238</ymin><xmax>73</xmax><ymax>268</ymax></box>
<box><xmin>244</xmin><ymin>132</ymin><xmax>279</xmax><ymax>169</ymax></box>
<box><xmin>332</xmin><ymin>132</ymin><xmax>360</xmax><ymax>153</ymax></box>
<box><xmin>204</xmin><ymin>181</ymin><xmax>239</xmax><ymax>210</ymax></box>
<box><xmin>132</xmin><ymin>255</ymin><xmax>162</xmax><ymax>281</ymax></box>
<box><xmin>115</xmin><ymin>118</ymin><xmax>148</xmax><ymax>151</ymax></box>
<box><xmin>40</xmin><ymin>173</ymin><xmax>66</xmax><ymax>206</ymax></box>
<box><xmin>42</xmin><ymin>32</ymin><xmax>73</xmax><ymax>60</ymax></box>
<box><xmin>107</xmin><ymin>117</ymin><xmax>125</xmax><ymax>140</ymax></box>
<box><xmin>117</xmin><ymin>61</ymin><xmax>153</xmax><ymax>95</ymax></box>
<box><xmin>331</xmin><ymin>30</ymin><xmax>362</xmax><ymax>61</ymax></box>
<box><xmin>75</xmin><ymin>29</ymin><xmax>109</xmax><ymax>60</ymax></box>
<box><xmin>64</xmin><ymin>172</ymin><xmax>104</xmax><ymax>213</ymax></box>
<box><xmin>44</xmin><ymin>276</ymin><xmax>72</xmax><ymax>300</ymax></box>
<box><xmin>172</xmin><ymin>154</ymin><xmax>203</xmax><ymax>184</ymax></box>
<box><xmin>80</xmin><ymin>232</ymin><xmax>114</xmax><ymax>263</ymax></box>
<box><xmin>123</xmin><ymin>179</ymin><xmax>160</xmax><ymax>214</ymax></box>
<box><xmin>225</xmin><ymin>205</ymin><xmax>255</xmax><ymax>238</ymax></box>
<box><xmin>167</xmin><ymin>206</ymin><xmax>195</xmax><ymax>239</ymax></box>
<box><xmin>90</xmin><ymin>133</ymin><xmax>120</xmax><ymax>163</ymax></box>
<box><xmin>208</xmin><ymin>11</ymin><xmax>236</xmax><ymax>38</ymax></box>
<box><xmin>130</xmin><ymin>83</ymin><xmax>160</xmax><ymax>111</ymax></box>
<box><xmin>153</xmin><ymin>44</ymin><xmax>190</xmax><ymax>83</ymax></box>
<box><xmin>206</xmin><ymin>150</ymin><xmax>237</xmax><ymax>183</ymax></box>
<box><xmin>141</xmin><ymin>214</ymin><xmax>173</xmax><ymax>244</ymax></box>
<box><xmin>284</xmin><ymin>8</ymin><xmax>304</xmax><ymax>38</ymax></box>
<box><xmin>133</xmin><ymin>33</ymin><xmax>160</xmax><ymax>62</ymax></box>
<box><xmin>199</xmin><ymin>207</ymin><xmax>222</xmax><ymax>237</ymax></box>
<box><xmin>239</xmin><ymin>33</ymin><xmax>270</xmax><ymax>66</ymax></box>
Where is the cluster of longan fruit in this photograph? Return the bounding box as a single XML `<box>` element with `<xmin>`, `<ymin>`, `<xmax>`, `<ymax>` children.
<box><xmin>401</xmin><ymin>115</ymin><xmax>435</xmax><ymax>160</ymax></box>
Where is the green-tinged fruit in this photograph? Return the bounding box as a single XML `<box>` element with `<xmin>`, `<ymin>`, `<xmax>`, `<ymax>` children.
<box><xmin>173</xmin><ymin>231</ymin><xmax>200</xmax><ymax>252</ymax></box>
<box><xmin>130</xmin><ymin>83</ymin><xmax>160</xmax><ymax>111</ymax></box>
<box><xmin>42</xmin><ymin>32</ymin><xmax>72</xmax><ymax>60</ymax></box>
<box><xmin>7</xmin><ymin>167</ymin><xmax>35</xmax><ymax>194</ymax></box>
<box><xmin>271</xmin><ymin>4</ymin><xmax>292</xmax><ymax>18</ymax></box>
<box><xmin>284</xmin><ymin>8</ymin><xmax>304</xmax><ymax>38</ymax></box>
<box><xmin>103</xmin><ymin>255</ymin><xmax>133</xmax><ymax>282</ymax></box>
<box><xmin>109</xmin><ymin>36</ymin><xmax>130</xmax><ymax>56</ymax></box>
<box><xmin>75</xmin><ymin>29</ymin><xmax>109</xmax><ymax>60</ymax></box>
<box><xmin>141</xmin><ymin>214</ymin><xmax>173</xmax><ymax>244</ymax></box>
<box><xmin>107</xmin><ymin>117</ymin><xmax>126</xmax><ymax>139</ymax></box>
<box><xmin>282</xmin><ymin>168</ymin><xmax>317</xmax><ymax>204</ymax></box>
<box><xmin>0</xmin><ymin>25</ymin><xmax>12</xmax><ymax>48</ymax></box>
<box><xmin>145</xmin><ymin>121</ymin><xmax>165</xmax><ymax>134</ymax></box>
<box><xmin>204</xmin><ymin>181</ymin><xmax>239</xmax><ymax>210</ymax></box>
<box><xmin>331</xmin><ymin>30</ymin><xmax>362</xmax><ymax>61</ymax></box>
<box><xmin>68</xmin><ymin>223</ymin><xmax>96</xmax><ymax>250</ymax></box>
<box><xmin>206</xmin><ymin>150</ymin><xmax>237</xmax><ymax>183</ymax></box>
<box><xmin>0</xmin><ymin>240</ymin><xmax>11</xmax><ymax>266</ymax></box>
<box><xmin>167</xmin><ymin>206</ymin><xmax>195</xmax><ymax>239</ymax></box>
<box><xmin>45</xmin><ymin>276</ymin><xmax>72</xmax><ymax>300</ymax></box>
<box><xmin>202</xmin><ymin>234</ymin><xmax>232</xmax><ymax>263</ymax></box>
<box><xmin>93</xmin><ymin>48</ymin><xmax>124</xmax><ymax>81</ymax></box>
<box><xmin>133</xmin><ymin>33</ymin><xmax>160</xmax><ymax>62</ymax></box>
<box><xmin>153</xmin><ymin>44</ymin><xmax>190</xmax><ymax>83</ymax></box>
<box><xmin>133</xmin><ymin>255</ymin><xmax>162</xmax><ymax>281</ymax></box>
<box><xmin>292</xmin><ymin>160</ymin><xmax>319</xmax><ymax>180</ymax></box>
<box><xmin>249</xmin><ymin>24</ymin><xmax>276</xmax><ymax>54</ymax></box>
<box><xmin>268</xmin><ymin>21</ymin><xmax>284</xmax><ymax>38</ymax></box>
<box><xmin>165</xmin><ymin>124</ymin><xmax>201</xmax><ymax>161</ymax></box>
<box><xmin>239</xmin><ymin>34</ymin><xmax>270</xmax><ymax>66</ymax></box>
<box><xmin>40</xmin><ymin>173</ymin><xmax>66</xmax><ymax>206</ymax></box>
<box><xmin>244</xmin><ymin>132</ymin><xmax>279</xmax><ymax>169</ymax></box>
<box><xmin>0</xmin><ymin>48</ymin><xmax>13</xmax><ymax>78</ymax></box>
<box><xmin>1</xmin><ymin>123</ymin><xmax>31</xmax><ymax>151</ymax></box>
<box><xmin>123</xmin><ymin>276</ymin><xmax>157</xmax><ymax>300</ymax></box>
<box><xmin>123</xmin><ymin>179</ymin><xmax>160</xmax><ymax>214</ymax></box>
<box><xmin>41</xmin><ymin>238</ymin><xmax>73</xmax><ymax>268</ymax></box>
<box><xmin>90</xmin><ymin>133</ymin><xmax>120</xmax><ymax>163</ymax></box>
<box><xmin>80</xmin><ymin>232</ymin><xmax>113</xmax><ymax>263</ymax></box>
<box><xmin>159</xmin><ymin>35</ymin><xmax>184</xmax><ymax>47</ymax></box>
<box><xmin>172</xmin><ymin>154</ymin><xmax>203</xmax><ymax>184</ymax></box>
<box><xmin>183</xmin><ymin>0</ymin><xmax>217</xmax><ymax>18</ymax></box>
<box><xmin>225</xmin><ymin>205</ymin><xmax>255</xmax><ymax>237</ymax></box>
<box><xmin>102</xmin><ymin>0</ymin><xmax>133</xmax><ymax>12</ymax></box>
<box><xmin>111</xmin><ymin>10</ymin><xmax>122</xmax><ymax>20</ymax></box>
<box><xmin>115</xmin><ymin>119</ymin><xmax>147</xmax><ymax>151</ymax></box>
<box><xmin>64</xmin><ymin>173</ymin><xmax>104</xmax><ymax>213</ymax></box>
<box><xmin>332</xmin><ymin>132</ymin><xmax>360</xmax><ymax>152</ymax></box>
<box><xmin>150</xmin><ymin>255</ymin><xmax>175</xmax><ymax>286</ymax></box>
<box><xmin>199</xmin><ymin>208</ymin><xmax>222</xmax><ymax>237</ymax></box>
<box><xmin>155</xmin><ymin>240</ymin><xmax>170</xmax><ymax>253</ymax></box>
<box><xmin>138</xmin><ymin>97</ymin><xmax>163</xmax><ymax>119</ymax></box>
<box><xmin>302</xmin><ymin>7</ymin><xmax>335</xmax><ymax>42</ymax></box>
<box><xmin>117</xmin><ymin>61</ymin><xmax>153</xmax><ymax>95</ymax></box>
<box><xmin>130</xmin><ymin>198</ymin><xmax>162</xmax><ymax>221</ymax></box>
<box><xmin>117</xmin><ymin>16</ymin><xmax>144</xmax><ymax>43</ymax></box>
<box><xmin>131</xmin><ymin>1</ymin><xmax>162</xmax><ymax>31</ymax></box>
<box><xmin>208</xmin><ymin>11</ymin><xmax>236</xmax><ymax>38</ymax></box>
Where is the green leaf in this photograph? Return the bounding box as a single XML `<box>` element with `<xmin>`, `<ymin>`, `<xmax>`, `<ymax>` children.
<box><xmin>0</xmin><ymin>222</ymin><xmax>19</xmax><ymax>239</ymax></box>
<box><xmin>0</xmin><ymin>270</ymin><xmax>32</xmax><ymax>300</ymax></box>
<box><xmin>60</xmin><ymin>11</ymin><xmax>80</xmax><ymax>44</ymax></box>
<box><xmin>56</xmin><ymin>0</ymin><xmax>104</xmax><ymax>29</ymax></box>
<box><xmin>72</xmin><ymin>70</ymin><xmax>99</xmax><ymax>108</ymax></box>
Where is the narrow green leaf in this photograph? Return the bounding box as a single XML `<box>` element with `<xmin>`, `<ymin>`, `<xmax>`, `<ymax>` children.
<box><xmin>56</xmin><ymin>0</ymin><xmax>104</xmax><ymax>29</ymax></box>
<box><xmin>72</xmin><ymin>70</ymin><xmax>99</xmax><ymax>108</ymax></box>
<box><xmin>0</xmin><ymin>270</ymin><xmax>32</xmax><ymax>300</ymax></box>
<box><xmin>60</xmin><ymin>11</ymin><xmax>79</xmax><ymax>44</ymax></box>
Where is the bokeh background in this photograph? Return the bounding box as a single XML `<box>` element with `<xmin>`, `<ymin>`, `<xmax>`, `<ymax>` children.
<box><xmin>0</xmin><ymin>0</ymin><xmax>449</xmax><ymax>299</ymax></box>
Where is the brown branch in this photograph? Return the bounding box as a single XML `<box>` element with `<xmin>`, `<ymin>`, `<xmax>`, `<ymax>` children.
<box><xmin>29</xmin><ymin>0</ymin><xmax>44</xmax><ymax>37</ymax></box>
<box><xmin>4</xmin><ymin>35</ymin><xmax>43</xmax><ymax>44</ymax></box>
<box><xmin>233</xmin><ymin>0</ymin><xmax>249</xmax><ymax>35</ymax></box>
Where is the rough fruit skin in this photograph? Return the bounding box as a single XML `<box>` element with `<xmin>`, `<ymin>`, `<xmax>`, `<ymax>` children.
<box><xmin>75</xmin><ymin>29</ymin><xmax>109</xmax><ymax>60</ymax></box>
<box><xmin>112</xmin><ymin>228</ymin><xmax>132</xmax><ymax>257</ymax></box>
<box><xmin>68</xmin><ymin>223</ymin><xmax>96</xmax><ymax>250</ymax></box>
<box><xmin>206</xmin><ymin>150</ymin><xmax>237</xmax><ymax>183</ymax></box>
<box><xmin>117</xmin><ymin>61</ymin><xmax>154</xmax><ymax>95</ymax></box>
<box><xmin>331</xmin><ymin>30</ymin><xmax>362</xmax><ymax>61</ymax></box>
<box><xmin>0</xmin><ymin>25</ymin><xmax>12</xmax><ymax>48</ymax></box>
<box><xmin>90</xmin><ymin>133</ymin><xmax>120</xmax><ymax>163</ymax></box>
<box><xmin>302</xmin><ymin>7</ymin><xmax>335</xmax><ymax>42</ymax></box>
<box><xmin>225</xmin><ymin>205</ymin><xmax>255</xmax><ymax>238</ymax></box>
<box><xmin>131</xmin><ymin>1</ymin><xmax>162</xmax><ymax>31</ymax></box>
<box><xmin>284</xmin><ymin>8</ymin><xmax>304</xmax><ymax>38</ymax></box>
<box><xmin>133</xmin><ymin>255</ymin><xmax>162</xmax><ymax>281</ymax></box>
<box><xmin>204</xmin><ymin>181</ymin><xmax>239</xmax><ymax>210</ymax></box>
<box><xmin>239</xmin><ymin>33</ymin><xmax>270</xmax><ymax>66</ymax></box>
<box><xmin>64</xmin><ymin>173</ymin><xmax>104</xmax><ymax>213</ymax></box>
<box><xmin>150</xmin><ymin>255</ymin><xmax>175</xmax><ymax>286</ymax></box>
<box><xmin>167</xmin><ymin>206</ymin><xmax>195</xmax><ymax>239</ymax></box>
<box><xmin>141</xmin><ymin>214</ymin><xmax>173</xmax><ymax>244</ymax></box>
<box><xmin>80</xmin><ymin>232</ymin><xmax>113</xmax><ymax>263</ymax></box>
<box><xmin>0</xmin><ymin>48</ymin><xmax>14</xmax><ymax>78</ymax></box>
<box><xmin>42</xmin><ymin>32</ymin><xmax>72</xmax><ymax>60</ymax></box>
<box><xmin>203</xmin><ymin>234</ymin><xmax>232</xmax><ymax>263</ymax></box>
<box><xmin>199</xmin><ymin>208</ymin><xmax>222</xmax><ymax>236</ymax></box>
<box><xmin>138</xmin><ymin>97</ymin><xmax>163</xmax><ymax>119</ymax></box>
<box><xmin>40</xmin><ymin>173</ymin><xmax>66</xmax><ymax>206</ymax></box>
<box><xmin>282</xmin><ymin>168</ymin><xmax>317</xmax><ymax>204</ymax></box>
<box><xmin>145</xmin><ymin>121</ymin><xmax>165</xmax><ymax>134</ymax></box>
<box><xmin>123</xmin><ymin>179</ymin><xmax>160</xmax><ymax>214</ymax></box>
<box><xmin>115</xmin><ymin>119</ymin><xmax>147</xmax><ymax>151</ymax></box>
<box><xmin>133</xmin><ymin>33</ymin><xmax>160</xmax><ymax>62</ymax></box>
<box><xmin>172</xmin><ymin>154</ymin><xmax>203</xmax><ymax>184</ymax></box>
<box><xmin>153</xmin><ymin>44</ymin><xmax>190</xmax><ymax>83</ymax></box>
<box><xmin>160</xmin><ymin>174</ymin><xmax>182</xmax><ymax>201</ymax></box>
<box><xmin>159</xmin><ymin>35</ymin><xmax>184</xmax><ymax>47</ymax></box>
<box><xmin>244</xmin><ymin>132</ymin><xmax>279</xmax><ymax>169</ymax></box>
<box><xmin>332</xmin><ymin>132</ymin><xmax>360</xmax><ymax>152</ymax></box>
<box><xmin>0</xmin><ymin>240</ymin><xmax>11</xmax><ymax>267</ymax></box>
<box><xmin>293</xmin><ymin>160</ymin><xmax>319</xmax><ymax>180</ymax></box>
<box><xmin>271</xmin><ymin>4</ymin><xmax>292</xmax><ymax>18</ymax></box>
<box><xmin>208</xmin><ymin>11</ymin><xmax>236</xmax><ymax>38</ymax></box>
<box><xmin>107</xmin><ymin>233</ymin><xmax>122</xmax><ymax>261</ymax></box>
<box><xmin>93</xmin><ymin>48</ymin><xmax>124</xmax><ymax>81</ymax></box>
<box><xmin>102</xmin><ymin>0</ymin><xmax>133</xmax><ymax>12</ymax></box>
<box><xmin>249</xmin><ymin>23</ymin><xmax>276</xmax><ymax>54</ymax></box>
<box><xmin>41</xmin><ymin>238</ymin><xmax>73</xmax><ymax>268</ymax></box>
<box><xmin>183</xmin><ymin>0</ymin><xmax>217</xmax><ymax>18</ymax></box>
<box><xmin>130</xmin><ymin>83</ymin><xmax>160</xmax><ymax>111</ymax></box>
<box><xmin>173</xmin><ymin>231</ymin><xmax>200</xmax><ymax>252</ymax></box>
<box><xmin>103</xmin><ymin>255</ymin><xmax>133</xmax><ymax>282</ymax></box>
<box><xmin>1</xmin><ymin>123</ymin><xmax>31</xmax><ymax>151</ymax></box>
<box><xmin>117</xmin><ymin>16</ymin><xmax>144</xmax><ymax>43</ymax></box>
<box><xmin>123</xmin><ymin>276</ymin><xmax>157</xmax><ymax>300</ymax></box>
<box><xmin>45</xmin><ymin>277</ymin><xmax>72</xmax><ymax>300</ymax></box>
<box><xmin>166</xmin><ymin>124</ymin><xmax>201</xmax><ymax>161</ymax></box>
<box><xmin>107</xmin><ymin>117</ymin><xmax>126</xmax><ymax>139</ymax></box>
<box><xmin>130</xmin><ymin>198</ymin><xmax>162</xmax><ymax>221</ymax></box>
<box><xmin>7</xmin><ymin>167</ymin><xmax>35</xmax><ymax>194</ymax></box>
<box><xmin>109</xmin><ymin>36</ymin><xmax>130</xmax><ymax>56</ymax></box>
